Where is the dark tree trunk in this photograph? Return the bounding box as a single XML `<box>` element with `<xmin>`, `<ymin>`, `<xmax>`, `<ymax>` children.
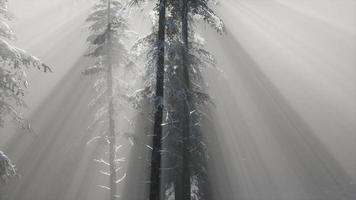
<box><xmin>180</xmin><ymin>0</ymin><xmax>191</xmax><ymax>199</ymax></box>
<box><xmin>149</xmin><ymin>0</ymin><xmax>167</xmax><ymax>200</ymax></box>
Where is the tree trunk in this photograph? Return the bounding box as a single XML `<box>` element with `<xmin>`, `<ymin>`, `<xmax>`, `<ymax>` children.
<box><xmin>106</xmin><ymin>1</ymin><xmax>117</xmax><ymax>200</ymax></box>
<box><xmin>108</xmin><ymin>97</ymin><xmax>117</xmax><ymax>200</ymax></box>
<box><xmin>149</xmin><ymin>0</ymin><xmax>167</xmax><ymax>200</ymax></box>
<box><xmin>180</xmin><ymin>0</ymin><xmax>191</xmax><ymax>199</ymax></box>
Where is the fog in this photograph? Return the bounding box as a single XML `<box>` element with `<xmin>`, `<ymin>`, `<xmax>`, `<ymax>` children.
<box><xmin>0</xmin><ymin>0</ymin><xmax>355</xmax><ymax>200</ymax></box>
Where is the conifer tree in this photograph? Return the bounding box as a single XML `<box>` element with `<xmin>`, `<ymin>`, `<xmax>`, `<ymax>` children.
<box><xmin>175</xmin><ymin>1</ymin><xmax>223</xmax><ymax>199</ymax></box>
<box><xmin>84</xmin><ymin>0</ymin><xmax>134</xmax><ymax>199</ymax></box>
<box><xmin>0</xmin><ymin>0</ymin><xmax>50</xmax><ymax>184</ymax></box>
<box><xmin>149</xmin><ymin>1</ymin><xmax>167</xmax><ymax>199</ymax></box>
<box><xmin>130</xmin><ymin>0</ymin><xmax>168</xmax><ymax>199</ymax></box>
<box><xmin>131</xmin><ymin>1</ymin><xmax>223</xmax><ymax>199</ymax></box>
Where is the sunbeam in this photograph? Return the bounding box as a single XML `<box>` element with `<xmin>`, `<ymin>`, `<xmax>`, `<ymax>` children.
<box><xmin>0</xmin><ymin>0</ymin><xmax>355</xmax><ymax>200</ymax></box>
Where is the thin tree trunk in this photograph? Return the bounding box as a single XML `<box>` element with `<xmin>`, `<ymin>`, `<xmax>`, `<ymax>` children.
<box><xmin>108</xmin><ymin>80</ymin><xmax>117</xmax><ymax>200</ymax></box>
<box><xmin>149</xmin><ymin>0</ymin><xmax>167</xmax><ymax>200</ymax></box>
<box><xmin>180</xmin><ymin>0</ymin><xmax>191</xmax><ymax>199</ymax></box>
<box><xmin>106</xmin><ymin>1</ymin><xmax>117</xmax><ymax>199</ymax></box>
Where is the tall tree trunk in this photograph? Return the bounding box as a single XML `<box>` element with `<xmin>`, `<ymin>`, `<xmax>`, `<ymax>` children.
<box><xmin>108</xmin><ymin>72</ymin><xmax>117</xmax><ymax>200</ymax></box>
<box><xmin>106</xmin><ymin>1</ymin><xmax>117</xmax><ymax>199</ymax></box>
<box><xmin>109</xmin><ymin>97</ymin><xmax>117</xmax><ymax>200</ymax></box>
<box><xmin>150</xmin><ymin>0</ymin><xmax>167</xmax><ymax>200</ymax></box>
<box><xmin>107</xmin><ymin>37</ymin><xmax>118</xmax><ymax>200</ymax></box>
<box><xmin>180</xmin><ymin>0</ymin><xmax>191</xmax><ymax>199</ymax></box>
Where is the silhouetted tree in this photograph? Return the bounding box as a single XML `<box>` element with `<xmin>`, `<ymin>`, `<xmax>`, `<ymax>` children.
<box><xmin>131</xmin><ymin>1</ymin><xmax>223</xmax><ymax>199</ymax></box>
<box><xmin>130</xmin><ymin>0</ymin><xmax>168</xmax><ymax>199</ymax></box>
<box><xmin>161</xmin><ymin>1</ymin><xmax>223</xmax><ymax>199</ymax></box>
<box><xmin>178</xmin><ymin>1</ymin><xmax>223</xmax><ymax>199</ymax></box>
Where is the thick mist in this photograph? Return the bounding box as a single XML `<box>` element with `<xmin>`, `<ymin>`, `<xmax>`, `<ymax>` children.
<box><xmin>0</xmin><ymin>0</ymin><xmax>355</xmax><ymax>200</ymax></box>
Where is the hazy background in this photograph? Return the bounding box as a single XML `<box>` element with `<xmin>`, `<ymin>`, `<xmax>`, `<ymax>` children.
<box><xmin>0</xmin><ymin>0</ymin><xmax>355</xmax><ymax>199</ymax></box>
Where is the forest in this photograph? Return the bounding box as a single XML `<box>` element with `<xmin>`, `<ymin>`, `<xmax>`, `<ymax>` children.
<box><xmin>0</xmin><ymin>0</ymin><xmax>355</xmax><ymax>200</ymax></box>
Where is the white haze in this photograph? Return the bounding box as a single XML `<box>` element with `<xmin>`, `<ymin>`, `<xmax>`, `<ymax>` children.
<box><xmin>0</xmin><ymin>0</ymin><xmax>355</xmax><ymax>200</ymax></box>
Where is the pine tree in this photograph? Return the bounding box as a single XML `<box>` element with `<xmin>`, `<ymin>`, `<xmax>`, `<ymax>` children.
<box><xmin>0</xmin><ymin>0</ymin><xmax>51</xmax><ymax>129</ymax></box>
<box><xmin>0</xmin><ymin>0</ymin><xmax>50</xmax><ymax>186</ymax></box>
<box><xmin>160</xmin><ymin>1</ymin><xmax>223</xmax><ymax>199</ymax></box>
<box><xmin>149</xmin><ymin>1</ymin><xmax>167</xmax><ymax>200</ymax></box>
<box><xmin>129</xmin><ymin>0</ymin><xmax>168</xmax><ymax>199</ymax></box>
<box><xmin>131</xmin><ymin>1</ymin><xmax>223</xmax><ymax>199</ymax></box>
<box><xmin>84</xmin><ymin>0</ymin><xmax>134</xmax><ymax>199</ymax></box>
<box><xmin>177</xmin><ymin>1</ymin><xmax>223</xmax><ymax>199</ymax></box>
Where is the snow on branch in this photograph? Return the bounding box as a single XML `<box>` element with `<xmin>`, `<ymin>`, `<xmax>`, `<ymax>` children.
<box><xmin>0</xmin><ymin>151</ymin><xmax>16</xmax><ymax>184</ymax></box>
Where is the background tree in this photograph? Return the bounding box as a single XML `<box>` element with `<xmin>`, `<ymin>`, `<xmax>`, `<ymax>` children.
<box><xmin>83</xmin><ymin>0</ymin><xmax>135</xmax><ymax>199</ymax></box>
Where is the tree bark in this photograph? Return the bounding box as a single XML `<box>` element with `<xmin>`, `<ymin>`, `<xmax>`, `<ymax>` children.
<box><xmin>149</xmin><ymin>0</ymin><xmax>167</xmax><ymax>200</ymax></box>
<box><xmin>180</xmin><ymin>0</ymin><xmax>191</xmax><ymax>199</ymax></box>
